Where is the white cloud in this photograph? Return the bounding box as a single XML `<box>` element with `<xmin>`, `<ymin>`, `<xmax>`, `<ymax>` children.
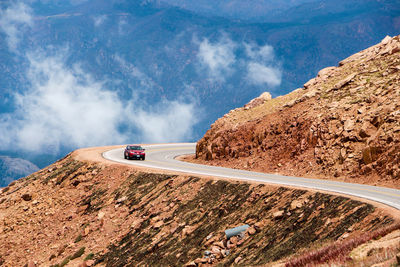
<box><xmin>246</xmin><ymin>62</ymin><xmax>281</xmax><ymax>87</ymax></box>
<box><xmin>93</xmin><ymin>15</ymin><xmax>107</xmax><ymax>27</ymax></box>
<box><xmin>129</xmin><ymin>100</ymin><xmax>198</xmax><ymax>143</ymax></box>
<box><xmin>0</xmin><ymin>2</ymin><xmax>33</xmax><ymax>51</ymax></box>
<box><xmin>197</xmin><ymin>36</ymin><xmax>236</xmax><ymax>82</ymax></box>
<box><xmin>0</xmin><ymin>50</ymin><xmax>199</xmax><ymax>153</ymax></box>
<box><xmin>245</xmin><ymin>43</ymin><xmax>274</xmax><ymax>61</ymax></box>
<box><xmin>244</xmin><ymin>42</ymin><xmax>282</xmax><ymax>87</ymax></box>
<box><xmin>6</xmin><ymin>50</ymin><xmax>126</xmax><ymax>152</ymax></box>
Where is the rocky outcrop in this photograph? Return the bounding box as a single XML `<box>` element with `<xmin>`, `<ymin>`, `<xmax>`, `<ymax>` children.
<box><xmin>195</xmin><ymin>35</ymin><xmax>400</xmax><ymax>188</ymax></box>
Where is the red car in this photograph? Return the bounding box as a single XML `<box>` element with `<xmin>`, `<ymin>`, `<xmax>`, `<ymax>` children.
<box><xmin>124</xmin><ymin>145</ymin><xmax>145</xmax><ymax>160</ymax></box>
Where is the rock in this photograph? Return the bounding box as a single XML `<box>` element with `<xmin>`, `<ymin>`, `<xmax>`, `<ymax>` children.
<box><xmin>344</xmin><ymin>119</ymin><xmax>355</xmax><ymax>131</ymax></box>
<box><xmin>317</xmin><ymin>66</ymin><xmax>336</xmax><ymax>79</ymax></box>
<box><xmin>381</xmin><ymin>35</ymin><xmax>392</xmax><ymax>45</ymax></box>
<box><xmin>234</xmin><ymin>256</ymin><xmax>243</xmax><ymax>264</ymax></box>
<box><xmin>230</xmin><ymin>236</ymin><xmax>238</xmax><ymax>245</ymax></box>
<box><xmin>259</xmin><ymin>92</ymin><xmax>272</xmax><ymax>101</ymax></box>
<box><xmin>341</xmin><ymin>233</ymin><xmax>350</xmax><ymax>239</ymax></box>
<box><xmin>227</xmin><ymin>240</ymin><xmax>236</xmax><ymax>249</ymax></box>
<box><xmin>247</xmin><ymin>227</ymin><xmax>256</xmax><ymax>235</ymax></box>
<box><xmin>333</xmin><ymin>73</ymin><xmax>357</xmax><ymax>90</ymax></box>
<box><xmin>221</xmin><ymin>249</ymin><xmax>229</xmax><ymax>257</ymax></box>
<box><xmin>244</xmin><ymin>92</ymin><xmax>272</xmax><ymax>109</ymax></box>
<box><xmin>194</xmin><ymin>257</ymin><xmax>208</xmax><ymax>264</ymax></box>
<box><xmin>254</xmin><ymin>221</ymin><xmax>264</xmax><ymax>230</ymax></box>
<box><xmin>211</xmin><ymin>245</ymin><xmax>221</xmax><ymax>255</ymax></box>
<box><xmin>362</xmin><ymin>146</ymin><xmax>378</xmax><ymax>164</ymax></box>
<box><xmin>27</xmin><ymin>261</ymin><xmax>35</xmax><ymax>267</ymax></box>
<box><xmin>98</xmin><ymin>211</ymin><xmax>105</xmax><ymax>220</ymax></box>
<box><xmin>214</xmin><ymin>240</ymin><xmax>226</xmax><ymax>248</ymax></box>
<box><xmin>359</xmin><ymin>121</ymin><xmax>376</xmax><ymax>138</ymax></box>
<box><xmin>396</xmin><ymin>253</ymin><xmax>400</xmax><ymax>265</ymax></box>
<box><xmin>184</xmin><ymin>261</ymin><xmax>197</xmax><ymax>267</ymax></box>
<box><xmin>85</xmin><ymin>260</ymin><xmax>95</xmax><ymax>266</ymax></box>
<box><xmin>273</xmin><ymin>210</ymin><xmax>284</xmax><ymax>219</ymax></box>
<box><xmin>153</xmin><ymin>220</ymin><xmax>164</xmax><ymax>229</ymax></box>
<box><xmin>21</xmin><ymin>193</ymin><xmax>32</xmax><ymax>201</ymax></box>
<box><xmin>131</xmin><ymin>219</ymin><xmax>143</xmax><ymax>230</ymax></box>
<box><xmin>290</xmin><ymin>200</ymin><xmax>303</xmax><ymax>209</ymax></box>
<box><xmin>84</xmin><ymin>226</ymin><xmax>90</xmax><ymax>236</ymax></box>
<box><xmin>304</xmin><ymin>78</ymin><xmax>317</xmax><ymax>89</ymax></box>
<box><xmin>116</xmin><ymin>196</ymin><xmax>127</xmax><ymax>204</ymax></box>
<box><xmin>78</xmin><ymin>262</ymin><xmax>88</xmax><ymax>267</ymax></box>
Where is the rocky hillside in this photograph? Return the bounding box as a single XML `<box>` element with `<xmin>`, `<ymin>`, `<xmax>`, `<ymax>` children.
<box><xmin>0</xmin><ymin>148</ymin><xmax>399</xmax><ymax>266</ymax></box>
<box><xmin>195</xmin><ymin>35</ymin><xmax>400</xmax><ymax>188</ymax></box>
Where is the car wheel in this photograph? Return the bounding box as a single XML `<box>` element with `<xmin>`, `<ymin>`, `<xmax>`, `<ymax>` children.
<box><xmin>124</xmin><ymin>154</ymin><xmax>127</xmax><ymax>159</ymax></box>
<box><xmin>142</xmin><ymin>156</ymin><xmax>145</xmax><ymax>160</ymax></box>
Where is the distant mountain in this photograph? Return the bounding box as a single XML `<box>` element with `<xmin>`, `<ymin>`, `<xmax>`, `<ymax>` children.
<box><xmin>0</xmin><ymin>156</ymin><xmax>39</xmax><ymax>187</ymax></box>
<box><xmin>0</xmin><ymin>0</ymin><xmax>399</xmax><ymax>185</ymax></box>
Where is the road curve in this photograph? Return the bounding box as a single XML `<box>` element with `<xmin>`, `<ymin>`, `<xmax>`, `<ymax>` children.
<box><xmin>103</xmin><ymin>143</ymin><xmax>400</xmax><ymax>210</ymax></box>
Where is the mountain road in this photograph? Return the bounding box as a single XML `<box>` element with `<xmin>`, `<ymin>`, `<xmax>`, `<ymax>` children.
<box><xmin>102</xmin><ymin>143</ymin><xmax>400</xmax><ymax>210</ymax></box>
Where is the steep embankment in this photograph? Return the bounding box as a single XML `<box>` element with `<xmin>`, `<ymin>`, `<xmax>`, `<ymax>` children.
<box><xmin>195</xmin><ymin>35</ymin><xmax>400</xmax><ymax>189</ymax></box>
<box><xmin>0</xmin><ymin>148</ymin><xmax>399</xmax><ymax>266</ymax></box>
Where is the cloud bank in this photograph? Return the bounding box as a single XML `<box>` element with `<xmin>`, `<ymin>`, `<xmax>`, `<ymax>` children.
<box><xmin>0</xmin><ymin>2</ymin><xmax>33</xmax><ymax>51</ymax></box>
<box><xmin>0</xmin><ymin>49</ymin><xmax>198</xmax><ymax>153</ymax></box>
<box><xmin>244</xmin><ymin>42</ymin><xmax>281</xmax><ymax>87</ymax></box>
<box><xmin>196</xmin><ymin>35</ymin><xmax>281</xmax><ymax>87</ymax></box>
<box><xmin>197</xmin><ymin>36</ymin><xmax>236</xmax><ymax>82</ymax></box>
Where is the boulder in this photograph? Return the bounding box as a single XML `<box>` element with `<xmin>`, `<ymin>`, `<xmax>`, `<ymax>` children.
<box><xmin>21</xmin><ymin>193</ymin><xmax>32</xmax><ymax>201</ymax></box>
<box><xmin>344</xmin><ymin>119</ymin><xmax>355</xmax><ymax>132</ymax></box>
<box><xmin>381</xmin><ymin>35</ymin><xmax>392</xmax><ymax>45</ymax></box>
<box><xmin>333</xmin><ymin>73</ymin><xmax>356</xmax><ymax>90</ymax></box>
<box><xmin>244</xmin><ymin>92</ymin><xmax>272</xmax><ymax>109</ymax></box>
<box><xmin>247</xmin><ymin>227</ymin><xmax>256</xmax><ymax>235</ymax></box>
<box><xmin>273</xmin><ymin>210</ymin><xmax>284</xmax><ymax>219</ymax></box>
<box><xmin>234</xmin><ymin>256</ymin><xmax>243</xmax><ymax>264</ymax></box>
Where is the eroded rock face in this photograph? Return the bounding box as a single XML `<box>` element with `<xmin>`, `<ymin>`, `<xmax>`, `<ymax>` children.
<box><xmin>196</xmin><ymin>35</ymin><xmax>400</xmax><ymax>186</ymax></box>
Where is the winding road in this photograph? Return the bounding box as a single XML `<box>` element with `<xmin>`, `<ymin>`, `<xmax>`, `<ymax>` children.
<box><xmin>103</xmin><ymin>143</ymin><xmax>400</xmax><ymax>210</ymax></box>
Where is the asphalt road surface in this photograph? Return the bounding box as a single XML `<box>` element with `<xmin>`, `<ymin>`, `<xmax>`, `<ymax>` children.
<box><xmin>103</xmin><ymin>143</ymin><xmax>400</xmax><ymax>210</ymax></box>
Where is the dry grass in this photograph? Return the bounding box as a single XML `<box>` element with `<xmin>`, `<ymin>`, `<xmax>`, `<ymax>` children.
<box><xmin>285</xmin><ymin>223</ymin><xmax>400</xmax><ymax>267</ymax></box>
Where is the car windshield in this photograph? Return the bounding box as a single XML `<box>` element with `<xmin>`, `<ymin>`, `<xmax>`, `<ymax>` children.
<box><xmin>128</xmin><ymin>146</ymin><xmax>143</xmax><ymax>150</ymax></box>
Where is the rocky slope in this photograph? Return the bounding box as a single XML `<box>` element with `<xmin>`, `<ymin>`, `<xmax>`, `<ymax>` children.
<box><xmin>0</xmin><ymin>148</ymin><xmax>399</xmax><ymax>266</ymax></box>
<box><xmin>195</xmin><ymin>35</ymin><xmax>400</xmax><ymax>188</ymax></box>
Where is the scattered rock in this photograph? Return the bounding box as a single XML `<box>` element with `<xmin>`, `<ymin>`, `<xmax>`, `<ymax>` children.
<box><xmin>247</xmin><ymin>227</ymin><xmax>256</xmax><ymax>235</ymax></box>
<box><xmin>273</xmin><ymin>210</ymin><xmax>284</xmax><ymax>219</ymax></box>
<box><xmin>98</xmin><ymin>211</ymin><xmax>105</xmax><ymax>220</ymax></box>
<box><xmin>234</xmin><ymin>256</ymin><xmax>243</xmax><ymax>264</ymax></box>
<box><xmin>21</xmin><ymin>193</ymin><xmax>32</xmax><ymax>201</ymax></box>
<box><xmin>230</xmin><ymin>236</ymin><xmax>238</xmax><ymax>245</ymax></box>
<box><xmin>153</xmin><ymin>220</ymin><xmax>164</xmax><ymax>229</ymax></box>
<box><xmin>244</xmin><ymin>92</ymin><xmax>272</xmax><ymax>109</ymax></box>
<box><xmin>116</xmin><ymin>196</ymin><xmax>127</xmax><ymax>204</ymax></box>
